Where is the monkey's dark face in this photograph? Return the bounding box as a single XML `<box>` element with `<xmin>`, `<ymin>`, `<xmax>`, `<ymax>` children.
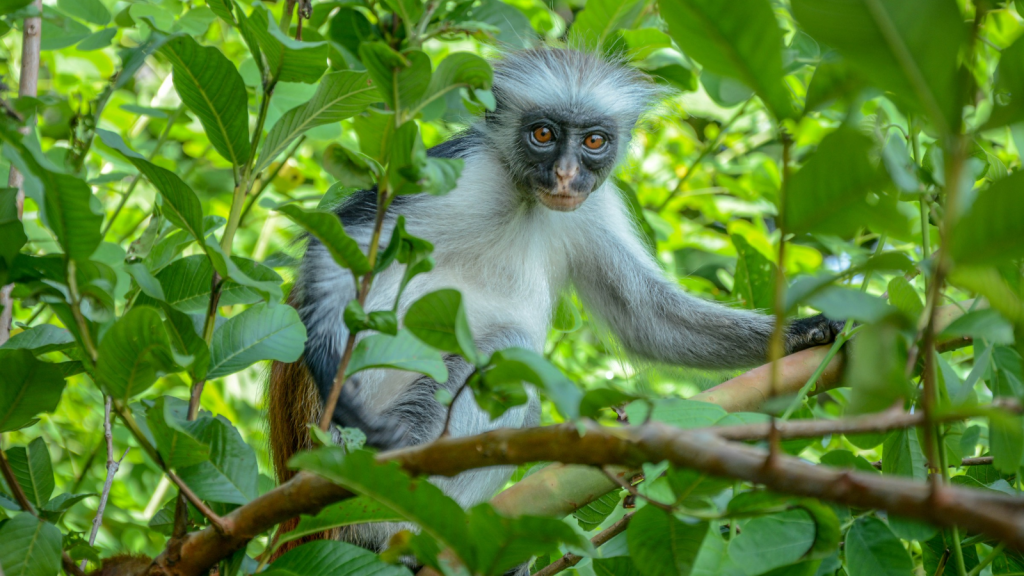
<box><xmin>516</xmin><ymin>111</ymin><xmax>619</xmax><ymax>212</ymax></box>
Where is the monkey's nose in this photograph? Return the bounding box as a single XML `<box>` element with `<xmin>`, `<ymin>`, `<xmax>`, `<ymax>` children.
<box><xmin>555</xmin><ymin>161</ymin><xmax>579</xmax><ymax>189</ymax></box>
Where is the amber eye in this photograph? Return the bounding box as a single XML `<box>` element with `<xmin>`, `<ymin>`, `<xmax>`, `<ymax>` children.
<box><xmin>532</xmin><ymin>126</ymin><xmax>554</xmax><ymax>144</ymax></box>
<box><xmin>584</xmin><ymin>133</ymin><xmax>605</xmax><ymax>150</ymax></box>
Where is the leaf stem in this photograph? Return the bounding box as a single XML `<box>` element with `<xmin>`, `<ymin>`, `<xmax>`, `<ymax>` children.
<box><xmin>966</xmin><ymin>542</ymin><xmax>1006</xmax><ymax>576</ymax></box>
<box><xmin>67</xmin><ymin>260</ymin><xmax>99</xmax><ymax>363</ymax></box>
<box><xmin>238</xmin><ymin>135</ymin><xmax>306</xmax><ymax>227</ymax></box>
<box><xmin>531</xmin><ymin>510</ymin><xmax>635</xmax><ymax>576</ymax></box>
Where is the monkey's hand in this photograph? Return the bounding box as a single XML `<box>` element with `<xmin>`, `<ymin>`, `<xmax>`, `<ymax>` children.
<box><xmin>327</xmin><ymin>379</ymin><xmax>410</xmax><ymax>450</ymax></box>
<box><xmin>784</xmin><ymin>314</ymin><xmax>845</xmax><ymax>355</ymax></box>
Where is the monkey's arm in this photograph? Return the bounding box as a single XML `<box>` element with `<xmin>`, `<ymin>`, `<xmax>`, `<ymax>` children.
<box><xmin>569</xmin><ymin>194</ymin><xmax>840</xmax><ymax>370</ymax></box>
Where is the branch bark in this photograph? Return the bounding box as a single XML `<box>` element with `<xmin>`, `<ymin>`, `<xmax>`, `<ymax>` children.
<box><xmin>0</xmin><ymin>0</ymin><xmax>42</xmax><ymax>345</ymax></box>
<box><xmin>532</xmin><ymin>511</ymin><xmax>634</xmax><ymax>576</ymax></box>
<box><xmin>81</xmin><ymin>397</ymin><xmax>129</xmax><ymax>570</ymax></box>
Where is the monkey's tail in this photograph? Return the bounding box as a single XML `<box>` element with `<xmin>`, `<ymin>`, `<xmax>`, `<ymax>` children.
<box><xmin>267</xmin><ymin>356</ymin><xmax>341</xmax><ymax>557</ymax></box>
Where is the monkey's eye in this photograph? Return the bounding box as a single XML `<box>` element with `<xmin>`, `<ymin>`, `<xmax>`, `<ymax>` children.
<box><xmin>583</xmin><ymin>133</ymin><xmax>606</xmax><ymax>150</ymax></box>
<box><xmin>531</xmin><ymin>126</ymin><xmax>554</xmax><ymax>145</ymax></box>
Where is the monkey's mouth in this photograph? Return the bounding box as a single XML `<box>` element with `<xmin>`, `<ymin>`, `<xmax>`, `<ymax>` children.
<box><xmin>537</xmin><ymin>190</ymin><xmax>588</xmax><ymax>212</ymax></box>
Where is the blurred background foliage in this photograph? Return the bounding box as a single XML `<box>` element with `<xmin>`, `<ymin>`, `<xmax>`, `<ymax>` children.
<box><xmin>1</xmin><ymin>0</ymin><xmax>1023</xmax><ymax>574</ymax></box>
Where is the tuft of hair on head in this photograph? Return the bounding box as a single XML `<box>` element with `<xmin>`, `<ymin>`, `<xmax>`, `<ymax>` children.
<box><xmin>480</xmin><ymin>48</ymin><xmax>663</xmax><ymax>151</ymax></box>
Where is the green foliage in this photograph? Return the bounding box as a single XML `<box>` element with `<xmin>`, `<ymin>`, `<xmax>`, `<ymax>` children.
<box><xmin>1</xmin><ymin>0</ymin><xmax>1022</xmax><ymax>573</ymax></box>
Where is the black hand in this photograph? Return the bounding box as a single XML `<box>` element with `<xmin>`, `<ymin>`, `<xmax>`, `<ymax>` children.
<box><xmin>785</xmin><ymin>314</ymin><xmax>845</xmax><ymax>354</ymax></box>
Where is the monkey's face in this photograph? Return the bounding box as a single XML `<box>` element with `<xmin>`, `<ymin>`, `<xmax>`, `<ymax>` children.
<box><xmin>516</xmin><ymin>111</ymin><xmax>619</xmax><ymax>212</ymax></box>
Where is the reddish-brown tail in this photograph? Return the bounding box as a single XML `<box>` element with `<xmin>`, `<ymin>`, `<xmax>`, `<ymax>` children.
<box><xmin>267</xmin><ymin>351</ymin><xmax>341</xmax><ymax>556</ymax></box>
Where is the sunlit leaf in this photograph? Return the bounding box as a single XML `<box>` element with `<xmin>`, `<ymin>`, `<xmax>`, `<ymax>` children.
<box><xmin>346</xmin><ymin>329</ymin><xmax>448</xmax><ymax>382</ymax></box>
<box><xmin>0</xmin><ymin>350</ymin><xmax>66</xmax><ymax>432</ymax></box>
<box><xmin>0</xmin><ymin>513</ymin><xmax>62</xmax><ymax>576</ymax></box>
<box><xmin>844</xmin><ymin>516</ymin><xmax>914</xmax><ymax>576</ymax></box>
<box><xmin>628</xmin><ymin>505</ymin><xmax>707</xmax><ymax>576</ymax></box>
<box><xmin>96</xmin><ymin>306</ymin><xmax>182</xmax><ymax>401</ymax></box>
<box><xmin>208</xmin><ymin>302</ymin><xmax>307</xmax><ymax>379</ymax></box>
<box><xmin>5</xmin><ymin>438</ymin><xmax>54</xmax><ymax>508</ymax></box>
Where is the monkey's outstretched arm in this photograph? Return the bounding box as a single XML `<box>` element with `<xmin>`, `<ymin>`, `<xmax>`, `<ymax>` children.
<box><xmin>569</xmin><ymin>194</ymin><xmax>840</xmax><ymax>370</ymax></box>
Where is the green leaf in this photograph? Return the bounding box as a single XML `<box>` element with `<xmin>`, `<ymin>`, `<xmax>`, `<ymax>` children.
<box><xmin>950</xmin><ymin>171</ymin><xmax>1024</xmax><ymax>266</ymax></box>
<box><xmin>0</xmin><ymin>187</ymin><xmax>26</xmax><ymax>269</ymax></box>
<box><xmin>658</xmin><ymin>0</ymin><xmax>794</xmax><ymax>119</ymax></box>
<box><xmin>784</xmin><ymin>126</ymin><xmax>893</xmax><ymax>236</ymax></box>
<box><xmin>359</xmin><ymin>43</ymin><xmax>432</xmax><ymax>111</ymax></box>
<box><xmin>792</xmin><ymin>0</ymin><xmax>965</xmax><ymax>135</ymax></box>
<box><xmin>208</xmin><ymin>301</ymin><xmax>307</xmax><ymax>379</ymax></box>
<box><xmin>57</xmin><ymin>0</ymin><xmax>110</xmax><ymax>25</ymax></box>
<box><xmin>887</xmin><ymin>277</ymin><xmax>924</xmax><ymax>319</ymax></box>
<box><xmin>728</xmin><ymin>509</ymin><xmax>815</xmax><ymax>575</ymax></box>
<box><xmin>1</xmin><ymin>325</ymin><xmax>75</xmax><ymax>355</ymax></box>
<box><xmin>159</xmin><ymin>36</ymin><xmax>251</xmax><ymax>166</ymax></box>
<box><xmin>809</xmin><ymin>287</ymin><xmax>897</xmax><ymax>324</ymax></box>
<box><xmin>731</xmin><ymin>234</ymin><xmax>776</xmax><ymax>310</ymax></box>
<box><xmin>0</xmin><ymin>350</ymin><xmax>66</xmax><ymax>432</ymax></box>
<box><xmin>96</xmin><ymin>306</ymin><xmax>182</xmax><ymax>401</ymax></box>
<box><xmin>175</xmin><ymin>415</ymin><xmax>259</xmax><ymax>504</ymax></box>
<box><xmin>347</xmin><ymin>329</ymin><xmax>448</xmax><ymax>382</ymax></box>
<box><xmin>593</xmin><ymin>558</ymin><xmax>644</xmax><ymax>576</ymax></box>
<box><xmin>552</xmin><ymin>296</ymin><xmax>582</xmax><ymax>333</ymax></box>
<box><xmin>0</xmin><ymin>0</ymin><xmax>32</xmax><ymax>16</ymax></box>
<box><xmin>570</xmin><ymin>0</ymin><xmax>646</xmax><ymax>49</ymax></box>
<box><xmin>98</xmin><ymin>130</ymin><xmax>208</xmax><ymax>246</ymax></box>
<box><xmin>425</xmin><ymin>52</ymin><xmax>493</xmax><ymax>110</ymax></box>
<box><xmin>263</xmin><ymin>540</ymin><xmax>411</xmax><ymax>576</ymax></box>
<box><xmin>0</xmin><ymin>125</ymin><xmax>102</xmax><ymax>261</ymax></box>
<box><xmin>207</xmin><ymin>0</ymin><xmax>236</xmax><ymax>25</ymax></box>
<box><xmin>291</xmin><ymin>448</ymin><xmax>475</xmax><ymax>566</ymax></box>
<box><xmin>625</xmin><ymin>398</ymin><xmax>727</xmax><ymax>428</ymax></box>
<box><xmin>249</xmin><ymin>4</ymin><xmax>328</xmax><ymax>84</ymax></box>
<box><xmin>627</xmin><ymin>505</ymin><xmax>708</xmax><ymax>576</ymax></box>
<box><xmin>5</xmin><ymin>438</ymin><xmax>54</xmax><ymax>508</ymax></box>
<box><xmin>76</xmin><ymin>27</ymin><xmax>118</xmax><ymax>52</ymax></box>
<box><xmin>146</xmin><ymin>396</ymin><xmax>212</xmax><ymax>469</ymax></box>
<box><xmin>573</xmin><ymin>490</ymin><xmax>620</xmax><ymax>531</ymax></box>
<box><xmin>984</xmin><ymin>37</ymin><xmax>1024</xmax><ymax>129</ymax></box>
<box><xmin>941</xmin><ymin>309</ymin><xmax>1015</xmax><ymax>346</ymax></box>
<box><xmin>278</xmin><ymin>497</ymin><xmax>405</xmax><ymax>549</ymax></box>
<box><xmin>882</xmin><ymin>428</ymin><xmax>926</xmax><ymax>481</ymax></box>
<box><xmin>204</xmin><ymin>239</ymin><xmax>284</xmax><ymax>304</ymax></box>
<box><xmin>273</xmin><ymin>203</ymin><xmax>371</xmax><ymax>275</ymax></box>
<box><xmin>257</xmin><ymin>71</ymin><xmax>380</xmax><ymax>172</ymax></box>
<box><xmin>990</xmin><ymin>413</ymin><xmax>1024</xmax><ymax>474</ymax></box>
<box><xmin>485</xmin><ymin>348</ymin><xmax>583</xmax><ymax>421</ymax></box>
<box><xmin>0</xmin><ymin>513</ymin><xmax>62</xmax><ymax>576</ymax></box>
<box><xmin>163</xmin><ymin>306</ymin><xmax>212</xmax><ymax>381</ymax></box>
<box><xmin>844</xmin><ymin>516</ymin><xmax>914</xmax><ymax>576</ymax></box>
<box><xmin>41</xmin><ymin>7</ymin><xmax>90</xmax><ymax>50</ymax></box>
<box><xmin>405</xmin><ymin>289</ymin><xmax>481</xmax><ymax>366</ymax></box>
<box><xmin>819</xmin><ymin>450</ymin><xmax>879</xmax><ymax>474</ymax></box>
<box><xmin>805</xmin><ymin>60</ymin><xmax>864</xmax><ymax>112</ymax></box>
<box><xmin>136</xmin><ymin>254</ymin><xmax>283</xmax><ymax>314</ymax></box>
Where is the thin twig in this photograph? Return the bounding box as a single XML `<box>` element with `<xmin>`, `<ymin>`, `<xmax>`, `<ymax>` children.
<box><xmin>966</xmin><ymin>542</ymin><xmax>1006</xmax><ymax>576</ymax></box>
<box><xmin>600</xmin><ymin>466</ymin><xmax>672</xmax><ymax>512</ymax></box>
<box><xmin>440</xmin><ymin>381</ymin><xmax>470</xmax><ymax>438</ymax></box>
<box><xmin>871</xmin><ymin>456</ymin><xmax>995</xmax><ymax>470</ymax></box>
<box><xmin>80</xmin><ymin>396</ymin><xmax>130</xmax><ymax>570</ymax></box>
<box><xmin>238</xmin><ymin>135</ymin><xmax>305</xmax><ymax>227</ymax></box>
<box><xmin>531</xmin><ymin>511</ymin><xmax>635</xmax><ymax>576</ymax></box>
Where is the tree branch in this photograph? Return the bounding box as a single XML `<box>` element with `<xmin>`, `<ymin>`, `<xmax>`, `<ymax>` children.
<box><xmin>81</xmin><ymin>396</ymin><xmax>129</xmax><ymax>570</ymax></box>
<box><xmin>532</xmin><ymin>511</ymin><xmax>635</xmax><ymax>576</ymax></box>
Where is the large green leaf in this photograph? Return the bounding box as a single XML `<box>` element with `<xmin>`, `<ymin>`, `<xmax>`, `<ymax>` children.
<box><xmin>0</xmin><ymin>124</ymin><xmax>102</xmax><ymax>261</ymax></box>
<box><xmin>484</xmin><ymin>347</ymin><xmax>583</xmax><ymax>421</ymax></box>
<box><xmin>784</xmin><ymin>126</ymin><xmax>894</xmax><ymax>236</ymax></box>
<box><xmin>1</xmin><ymin>325</ymin><xmax>75</xmax><ymax>355</ymax></box>
<box><xmin>346</xmin><ymin>329</ymin><xmax>448</xmax><ymax>382</ymax></box>
<box><xmin>570</xmin><ymin>0</ymin><xmax>646</xmax><ymax>48</ymax></box>
<box><xmin>0</xmin><ymin>350</ymin><xmax>66</xmax><ymax>432</ymax></box>
<box><xmin>731</xmin><ymin>234</ymin><xmax>775</xmax><ymax>310</ymax></box>
<box><xmin>273</xmin><ymin>203</ymin><xmax>371</xmax><ymax>275</ymax></box>
<box><xmin>846</xmin><ymin>322</ymin><xmax>912</xmax><ymax>415</ymax></box>
<box><xmin>279</xmin><ymin>497</ymin><xmax>405</xmax><ymax>549</ymax></box>
<box><xmin>175</xmin><ymin>415</ymin><xmax>259</xmax><ymax>504</ymax></box>
<box><xmin>0</xmin><ymin>187</ymin><xmax>26</xmax><ymax>269</ymax></box>
<box><xmin>405</xmin><ymin>289</ymin><xmax>481</xmax><ymax>366</ymax></box>
<box><xmin>627</xmin><ymin>505</ymin><xmax>708</xmax><ymax>576</ymax></box>
<box><xmin>204</xmin><ymin>238</ymin><xmax>284</xmax><ymax>303</ymax></box>
<box><xmin>291</xmin><ymin>448</ymin><xmax>474</xmax><ymax>565</ymax></box>
<box><xmin>162</xmin><ymin>306</ymin><xmax>212</xmax><ymax>381</ymax></box>
<box><xmin>249</xmin><ymin>4</ymin><xmax>328</xmax><ymax>84</ymax></box>
<box><xmin>984</xmin><ymin>37</ymin><xmax>1024</xmax><ymax>129</ymax></box>
<box><xmin>0</xmin><ymin>513</ymin><xmax>62</xmax><ymax>576</ymax></box>
<box><xmin>658</xmin><ymin>0</ymin><xmax>794</xmax><ymax>119</ymax></box>
<box><xmin>263</xmin><ymin>540</ymin><xmax>411</xmax><ymax>576</ymax></box>
<box><xmin>159</xmin><ymin>36</ymin><xmax>251</xmax><ymax>166</ymax></box>
<box><xmin>135</xmin><ymin>254</ymin><xmax>283</xmax><ymax>313</ymax></box>
<box><xmin>98</xmin><ymin>130</ymin><xmax>207</xmax><ymax>246</ymax></box>
<box><xmin>95</xmin><ymin>306</ymin><xmax>182</xmax><ymax>401</ymax></box>
<box><xmin>57</xmin><ymin>0</ymin><xmax>110</xmax><ymax>25</ymax></box>
<box><xmin>728</xmin><ymin>509</ymin><xmax>815</xmax><ymax>575</ymax></box>
<box><xmin>882</xmin><ymin>428</ymin><xmax>926</xmax><ymax>481</ymax></box>
<box><xmin>5</xmin><ymin>438</ymin><xmax>54</xmax><ymax>508</ymax></box>
<box><xmin>594</xmin><ymin>558</ymin><xmax>644</xmax><ymax>576</ymax></box>
<box><xmin>422</xmin><ymin>52</ymin><xmax>493</xmax><ymax>111</ymax></box>
<box><xmin>257</xmin><ymin>71</ymin><xmax>380</xmax><ymax>173</ymax></box>
<box><xmin>146</xmin><ymin>396</ymin><xmax>212</xmax><ymax>469</ymax></box>
<box><xmin>208</xmin><ymin>301</ymin><xmax>306</xmax><ymax>379</ymax></box>
<box><xmin>792</xmin><ymin>0</ymin><xmax>965</xmax><ymax>135</ymax></box>
<box><xmin>950</xmin><ymin>171</ymin><xmax>1024</xmax><ymax>266</ymax></box>
<box><xmin>844</xmin><ymin>517</ymin><xmax>914</xmax><ymax>576</ymax></box>
<box><xmin>359</xmin><ymin>43</ymin><xmax>432</xmax><ymax>112</ymax></box>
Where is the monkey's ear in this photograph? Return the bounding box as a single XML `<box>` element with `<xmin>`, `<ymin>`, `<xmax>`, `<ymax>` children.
<box><xmin>86</xmin><ymin>554</ymin><xmax>153</xmax><ymax>576</ymax></box>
